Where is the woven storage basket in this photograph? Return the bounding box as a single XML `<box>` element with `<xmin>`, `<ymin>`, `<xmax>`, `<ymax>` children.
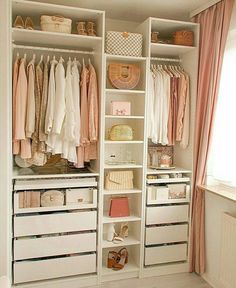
<box><xmin>40</xmin><ymin>15</ymin><xmax>72</xmax><ymax>34</ymax></box>
<box><xmin>105</xmin><ymin>171</ymin><xmax>134</xmax><ymax>190</ymax></box>
<box><xmin>173</xmin><ymin>30</ymin><xmax>194</xmax><ymax>46</ymax></box>
<box><xmin>106</xmin><ymin>31</ymin><xmax>143</xmax><ymax>57</ymax></box>
<box><xmin>108</xmin><ymin>63</ymin><xmax>140</xmax><ymax>90</ymax></box>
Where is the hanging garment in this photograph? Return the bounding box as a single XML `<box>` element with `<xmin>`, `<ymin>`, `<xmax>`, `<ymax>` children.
<box><xmin>12</xmin><ymin>55</ymin><xmax>20</xmax><ymax>155</ymax></box>
<box><xmin>147</xmin><ymin>69</ymin><xmax>155</xmax><ymax>139</ymax></box>
<box><xmin>39</xmin><ymin>56</ymin><xmax>49</xmax><ymax>142</ymax></box>
<box><xmin>14</xmin><ymin>57</ymin><xmax>31</xmax><ymax>159</ymax></box>
<box><xmin>45</xmin><ymin>57</ymin><xmax>57</xmax><ymax>135</ymax></box>
<box><xmin>25</xmin><ymin>57</ymin><xmax>35</xmax><ymax>138</ymax></box>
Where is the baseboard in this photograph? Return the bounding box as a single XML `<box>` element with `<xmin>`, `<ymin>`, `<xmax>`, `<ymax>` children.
<box><xmin>202</xmin><ymin>273</ymin><xmax>224</xmax><ymax>288</ymax></box>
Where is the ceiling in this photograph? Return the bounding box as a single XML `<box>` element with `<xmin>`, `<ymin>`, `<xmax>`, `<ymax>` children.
<box><xmin>41</xmin><ymin>0</ymin><xmax>211</xmax><ymax>22</ymax></box>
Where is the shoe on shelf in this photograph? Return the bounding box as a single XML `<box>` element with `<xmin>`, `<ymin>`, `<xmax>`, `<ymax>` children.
<box><xmin>107</xmin><ymin>251</ymin><xmax>117</xmax><ymax>268</ymax></box>
<box><xmin>113</xmin><ymin>222</ymin><xmax>128</xmax><ymax>244</ymax></box>
<box><xmin>86</xmin><ymin>21</ymin><xmax>96</xmax><ymax>36</ymax></box>
<box><xmin>77</xmin><ymin>21</ymin><xmax>87</xmax><ymax>35</ymax></box>
<box><xmin>112</xmin><ymin>248</ymin><xmax>128</xmax><ymax>270</ymax></box>
<box><xmin>13</xmin><ymin>16</ymin><xmax>24</xmax><ymax>29</ymax></box>
<box><xmin>25</xmin><ymin>17</ymin><xmax>34</xmax><ymax>30</ymax></box>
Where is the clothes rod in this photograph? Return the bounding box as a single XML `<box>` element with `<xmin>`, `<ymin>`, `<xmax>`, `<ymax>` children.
<box><xmin>150</xmin><ymin>57</ymin><xmax>182</xmax><ymax>63</ymax></box>
<box><xmin>12</xmin><ymin>44</ymin><xmax>95</xmax><ymax>55</ymax></box>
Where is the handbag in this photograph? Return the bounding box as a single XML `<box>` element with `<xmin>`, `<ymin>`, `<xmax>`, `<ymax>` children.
<box><xmin>40</xmin><ymin>190</ymin><xmax>64</xmax><ymax>207</ymax></box>
<box><xmin>108</xmin><ymin>124</ymin><xmax>133</xmax><ymax>141</ymax></box>
<box><xmin>108</xmin><ymin>63</ymin><xmax>140</xmax><ymax>90</ymax></box>
<box><xmin>105</xmin><ymin>170</ymin><xmax>134</xmax><ymax>190</ymax></box>
<box><xmin>109</xmin><ymin>197</ymin><xmax>130</xmax><ymax>217</ymax></box>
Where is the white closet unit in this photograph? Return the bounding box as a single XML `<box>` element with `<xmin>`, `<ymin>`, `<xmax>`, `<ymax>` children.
<box><xmin>3</xmin><ymin>0</ymin><xmax>199</xmax><ymax>286</ymax></box>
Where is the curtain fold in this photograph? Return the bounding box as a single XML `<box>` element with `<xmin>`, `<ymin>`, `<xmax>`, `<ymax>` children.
<box><xmin>190</xmin><ymin>0</ymin><xmax>234</xmax><ymax>274</ymax></box>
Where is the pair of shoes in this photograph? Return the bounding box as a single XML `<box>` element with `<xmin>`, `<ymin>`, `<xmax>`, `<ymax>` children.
<box><xmin>13</xmin><ymin>16</ymin><xmax>34</xmax><ymax>30</ymax></box>
<box><xmin>76</xmin><ymin>21</ymin><xmax>96</xmax><ymax>36</ymax></box>
<box><xmin>107</xmin><ymin>248</ymin><xmax>128</xmax><ymax>270</ymax></box>
<box><xmin>113</xmin><ymin>223</ymin><xmax>128</xmax><ymax>244</ymax></box>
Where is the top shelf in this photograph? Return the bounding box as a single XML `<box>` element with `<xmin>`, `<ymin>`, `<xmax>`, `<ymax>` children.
<box><xmin>150</xmin><ymin>43</ymin><xmax>196</xmax><ymax>57</ymax></box>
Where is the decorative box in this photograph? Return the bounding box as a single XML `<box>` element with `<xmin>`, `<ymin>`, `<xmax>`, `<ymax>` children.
<box><xmin>40</xmin><ymin>15</ymin><xmax>72</xmax><ymax>34</ymax></box>
<box><xmin>105</xmin><ymin>170</ymin><xmax>133</xmax><ymax>190</ymax></box>
<box><xmin>66</xmin><ymin>188</ymin><xmax>97</xmax><ymax>206</ymax></box>
<box><xmin>173</xmin><ymin>30</ymin><xmax>194</xmax><ymax>46</ymax></box>
<box><xmin>110</xmin><ymin>101</ymin><xmax>131</xmax><ymax>116</ymax></box>
<box><xmin>109</xmin><ymin>197</ymin><xmax>130</xmax><ymax>217</ymax></box>
<box><xmin>18</xmin><ymin>191</ymin><xmax>41</xmax><ymax>208</ymax></box>
<box><xmin>106</xmin><ymin>31</ymin><xmax>143</xmax><ymax>57</ymax></box>
<box><xmin>167</xmin><ymin>184</ymin><xmax>190</xmax><ymax>199</ymax></box>
<box><xmin>40</xmin><ymin>190</ymin><xmax>64</xmax><ymax>207</ymax></box>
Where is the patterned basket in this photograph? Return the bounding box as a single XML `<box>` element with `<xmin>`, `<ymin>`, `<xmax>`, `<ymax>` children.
<box><xmin>173</xmin><ymin>30</ymin><xmax>194</xmax><ymax>46</ymax></box>
<box><xmin>106</xmin><ymin>31</ymin><xmax>143</xmax><ymax>57</ymax></box>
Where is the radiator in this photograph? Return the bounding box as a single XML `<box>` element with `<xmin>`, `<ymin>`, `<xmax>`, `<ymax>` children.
<box><xmin>220</xmin><ymin>213</ymin><xmax>236</xmax><ymax>288</ymax></box>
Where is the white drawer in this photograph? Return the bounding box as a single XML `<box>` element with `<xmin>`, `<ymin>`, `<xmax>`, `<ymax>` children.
<box><xmin>14</xmin><ymin>232</ymin><xmax>96</xmax><ymax>260</ymax></box>
<box><xmin>145</xmin><ymin>243</ymin><xmax>187</xmax><ymax>265</ymax></box>
<box><xmin>146</xmin><ymin>205</ymin><xmax>189</xmax><ymax>225</ymax></box>
<box><xmin>14</xmin><ymin>211</ymin><xmax>97</xmax><ymax>237</ymax></box>
<box><xmin>14</xmin><ymin>254</ymin><xmax>96</xmax><ymax>284</ymax></box>
<box><xmin>145</xmin><ymin>224</ymin><xmax>188</xmax><ymax>245</ymax></box>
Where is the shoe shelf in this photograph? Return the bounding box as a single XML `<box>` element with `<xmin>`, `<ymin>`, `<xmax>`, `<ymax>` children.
<box><xmin>102</xmin><ymin>236</ymin><xmax>140</xmax><ymax>249</ymax></box>
<box><xmin>103</xmin><ymin>189</ymin><xmax>142</xmax><ymax>195</ymax></box>
<box><xmin>103</xmin><ymin>215</ymin><xmax>142</xmax><ymax>224</ymax></box>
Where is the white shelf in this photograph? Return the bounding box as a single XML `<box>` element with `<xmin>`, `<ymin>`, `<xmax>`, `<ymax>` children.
<box><xmin>146</xmin><ymin>177</ymin><xmax>191</xmax><ymax>184</ymax></box>
<box><xmin>105</xmin><ymin>89</ymin><xmax>145</xmax><ymax>94</ymax></box>
<box><xmin>146</xmin><ymin>167</ymin><xmax>192</xmax><ymax>175</ymax></box>
<box><xmin>103</xmin><ymin>189</ymin><xmax>142</xmax><ymax>195</ymax></box>
<box><xmin>12</xmin><ymin>28</ymin><xmax>102</xmax><ymax>51</ymax></box>
<box><xmin>102</xmin><ymin>236</ymin><xmax>140</xmax><ymax>248</ymax></box>
<box><xmin>104</xmin><ymin>140</ymin><xmax>144</xmax><ymax>144</ymax></box>
<box><xmin>104</xmin><ymin>164</ymin><xmax>143</xmax><ymax>169</ymax></box>
<box><xmin>105</xmin><ymin>115</ymin><xmax>144</xmax><ymax>119</ymax></box>
<box><xmin>151</xmin><ymin>43</ymin><xmax>196</xmax><ymax>57</ymax></box>
<box><xmin>105</xmin><ymin>54</ymin><xmax>146</xmax><ymax>62</ymax></box>
<box><xmin>103</xmin><ymin>215</ymin><xmax>141</xmax><ymax>223</ymax></box>
<box><xmin>102</xmin><ymin>259</ymin><xmax>139</xmax><ymax>275</ymax></box>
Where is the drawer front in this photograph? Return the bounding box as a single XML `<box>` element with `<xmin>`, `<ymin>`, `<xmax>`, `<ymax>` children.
<box><xmin>14</xmin><ymin>211</ymin><xmax>97</xmax><ymax>237</ymax></box>
<box><xmin>145</xmin><ymin>224</ymin><xmax>188</xmax><ymax>245</ymax></box>
<box><xmin>14</xmin><ymin>254</ymin><xmax>96</xmax><ymax>284</ymax></box>
<box><xmin>14</xmin><ymin>232</ymin><xmax>96</xmax><ymax>260</ymax></box>
<box><xmin>145</xmin><ymin>243</ymin><xmax>187</xmax><ymax>265</ymax></box>
<box><xmin>146</xmin><ymin>205</ymin><xmax>189</xmax><ymax>225</ymax></box>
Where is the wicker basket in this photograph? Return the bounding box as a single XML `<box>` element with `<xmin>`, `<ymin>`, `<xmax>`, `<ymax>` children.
<box><xmin>173</xmin><ymin>30</ymin><xmax>194</xmax><ymax>46</ymax></box>
<box><xmin>40</xmin><ymin>15</ymin><xmax>72</xmax><ymax>34</ymax></box>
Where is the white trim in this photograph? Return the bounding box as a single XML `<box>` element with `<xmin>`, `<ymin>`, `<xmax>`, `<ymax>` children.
<box><xmin>190</xmin><ymin>0</ymin><xmax>222</xmax><ymax>18</ymax></box>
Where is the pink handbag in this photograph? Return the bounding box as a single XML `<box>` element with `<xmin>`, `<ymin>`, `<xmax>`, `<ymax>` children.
<box><xmin>110</xmin><ymin>101</ymin><xmax>131</xmax><ymax>116</ymax></box>
<box><xmin>109</xmin><ymin>197</ymin><xmax>130</xmax><ymax>217</ymax></box>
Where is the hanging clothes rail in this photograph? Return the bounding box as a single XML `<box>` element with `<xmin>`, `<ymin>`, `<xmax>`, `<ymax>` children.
<box><xmin>12</xmin><ymin>44</ymin><xmax>95</xmax><ymax>55</ymax></box>
<box><xmin>150</xmin><ymin>56</ymin><xmax>182</xmax><ymax>63</ymax></box>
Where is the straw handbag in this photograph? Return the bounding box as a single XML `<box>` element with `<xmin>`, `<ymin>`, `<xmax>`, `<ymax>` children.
<box><xmin>108</xmin><ymin>63</ymin><xmax>140</xmax><ymax>89</ymax></box>
<box><xmin>108</xmin><ymin>124</ymin><xmax>133</xmax><ymax>141</ymax></box>
<box><xmin>173</xmin><ymin>30</ymin><xmax>194</xmax><ymax>46</ymax></box>
<box><xmin>105</xmin><ymin>171</ymin><xmax>134</xmax><ymax>190</ymax></box>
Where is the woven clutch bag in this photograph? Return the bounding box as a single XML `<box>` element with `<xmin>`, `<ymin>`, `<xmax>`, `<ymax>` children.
<box><xmin>108</xmin><ymin>63</ymin><xmax>140</xmax><ymax>90</ymax></box>
<box><xmin>108</xmin><ymin>124</ymin><xmax>133</xmax><ymax>141</ymax></box>
<box><xmin>105</xmin><ymin>171</ymin><xmax>134</xmax><ymax>190</ymax></box>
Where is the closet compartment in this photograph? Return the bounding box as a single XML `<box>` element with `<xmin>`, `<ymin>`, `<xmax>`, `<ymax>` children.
<box><xmin>145</xmin><ymin>224</ymin><xmax>188</xmax><ymax>245</ymax></box>
<box><xmin>102</xmin><ymin>221</ymin><xmax>141</xmax><ymax>248</ymax></box>
<box><xmin>146</xmin><ymin>204</ymin><xmax>189</xmax><ymax>225</ymax></box>
<box><xmin>14</xmin><ymin>253</ymin><xmax>96</xmax><ymax>284</ymax></box>
<box><xmin>14</xmin><ymin>210</ymin><xmax>97</xmax><ymax>237</ymax></box>
<box><xmin>14</xmin><ymin>232</ymin><xmax>96</xmax><ymax>260</ymax></box>
<box><xmin>144</xmin><ymin>243</ymin><xmax>188</xmax><ymax>266</ymax></box>
<box><xmin>106</xmin><ymin>58</ymin><xmax>147</xmax><ymax>91</ymax></box>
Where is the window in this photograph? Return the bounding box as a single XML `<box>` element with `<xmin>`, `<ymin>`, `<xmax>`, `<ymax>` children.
<box><xmin>207</xmin><ymin>22</ymin><xmax>236</xmax><ymax>187</ymax></box>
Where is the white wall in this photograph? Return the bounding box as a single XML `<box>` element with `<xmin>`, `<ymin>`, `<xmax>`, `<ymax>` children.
<box><xmin>203</xmin><ymin>192</ymin><xmax>236</xmax><ymax>288</ymax></box>
<box><xmin>0</xmin><ymin>0</ymin><xmax>11</xmax><ymax>279</ymax></box>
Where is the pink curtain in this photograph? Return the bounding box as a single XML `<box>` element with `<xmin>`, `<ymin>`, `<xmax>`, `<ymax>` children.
<box><xmin>190</xmin><ymin>0</ymin><xmax>234</xmax><ymax>274</ymax></box>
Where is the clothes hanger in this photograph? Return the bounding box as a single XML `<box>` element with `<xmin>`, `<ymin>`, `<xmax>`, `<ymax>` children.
<box><xmin>82</xmin><ymin>58</ymin><xmax>85</xmax><ymax>67</ymax></box>
<box><xmin>47</xmin><ymin>55</ymin><xmax>50</xmax><ymax>63</ymax></box>
<box><xmin>88</xmin><ymin>58</ymin><xmax>91</xmax><ymax>65</ymax></box>
<box><xmin>38</xmin><ymin>54</ymin><xmax>43</xmax><ymax>65</ymax></box>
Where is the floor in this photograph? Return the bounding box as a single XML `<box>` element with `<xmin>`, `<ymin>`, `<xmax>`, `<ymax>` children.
<box><xmin>91</xmin><ymin>273</ymin><xmax>212</xmax><ymax>288</ymax></box>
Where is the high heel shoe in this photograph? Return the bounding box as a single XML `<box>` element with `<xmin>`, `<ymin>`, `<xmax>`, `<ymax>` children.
<box><xmin>25</xmin><ymin>17</ymin><xmax>34</xmax><ymax>30</ymax></box>
<box><xmin>76</xmin><ymin>22</ymin><xmax>87</xmax><ymax>35</ymax></box>
<box><xmin>86</xmin><ymin>21</ymin><xmax>96</xmax><ymax>36</ymax></box>
<box><xmin>112</xmin><ymin>248</ymin><xmax>128</xmax><ymax>270</ymax></box>
<box><xmin>107</xmin><ymin>251</ymin><xmax>117</xmax><ymax>268</ymax></box>
<box><xmin>113</xmin><ymin>223</ymin><xmax>128</xmax><ymax>244</ymax></box>
<box><xmin>13</xmin><ymin>16</ymin><xmax>24</xmax><ymax>29</ymax></box>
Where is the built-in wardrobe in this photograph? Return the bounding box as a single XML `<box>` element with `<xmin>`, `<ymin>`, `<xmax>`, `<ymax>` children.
<box><xmin>2</xmin><ymin>0</ymin><xmax>199</xmax><ymax>286</ymax></box>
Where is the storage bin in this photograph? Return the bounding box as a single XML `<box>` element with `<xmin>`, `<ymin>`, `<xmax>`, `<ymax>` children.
<box><xmin>14</xmin><ymin>210</ymin><xmax>97</xmax><ymax>237</ymax></box>
<box><xmin>14</xmin><ymin>232</ymin><xmax>96</xmax><ymax>260</ymax></box>
<box><xmin>145</xmin><ymin>243</ymin><xmax>187</xmax><ymax>265</ymax></box>
<box><xmin>173</xmin><ymin>30</ymin><xmax>194</xmax><ymax>46</ymax></box>
<box><xmin>146</xmin><ymin>204</ymin><xmax>189</xmax><ymax>225</ymax></box>
<box><xmin>66</xmin><ymin>188</ymin><xmax>97</xmax><ymax>208</ymax></box>
<box><xmin>110</xmin><ymin>101</ymin><xmax>131</xmax><ymax>116</ymax></box>
<box><xmin>14</xmin><ymin>254</ymin><xmax>96</xmax><ymax>283</ymax></box>
<box><xmin>145</xmin><ymin>224</ymin><xmax>188</xmax><ymax>245</ymax></box>
<box><xmin>40</xmin><ymin>15</ymin><xmax>72</xmax><ymax>34</ymax></box>
<box><xmin>106</xmin><ymin>31</ymin><xmax>143</xmax><ymax>57</ymax></box>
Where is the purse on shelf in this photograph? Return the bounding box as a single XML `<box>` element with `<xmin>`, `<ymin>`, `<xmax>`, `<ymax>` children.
<box><xmin>109</xmin><ymin>197</ymin><xmax>130</xmax><ymax>217</ymax></box>
<box><xmin>108</xmin><ymin>63</ymin><xmax>140</xmax><ymax>90</ymax></box>
<box><xmin>40</xmin><ymin>190</ymin><xmax>65</xmax><ymax>207</ymax></box>
<box><xmin>105</xmin><ymin>170</ymin><xmax>134</xmax><ymax>190</ymax></box>
<box><xmin>108</xmin><ymin>124</ymin><xmax>133</xmax><ymax>141</ymax></box>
